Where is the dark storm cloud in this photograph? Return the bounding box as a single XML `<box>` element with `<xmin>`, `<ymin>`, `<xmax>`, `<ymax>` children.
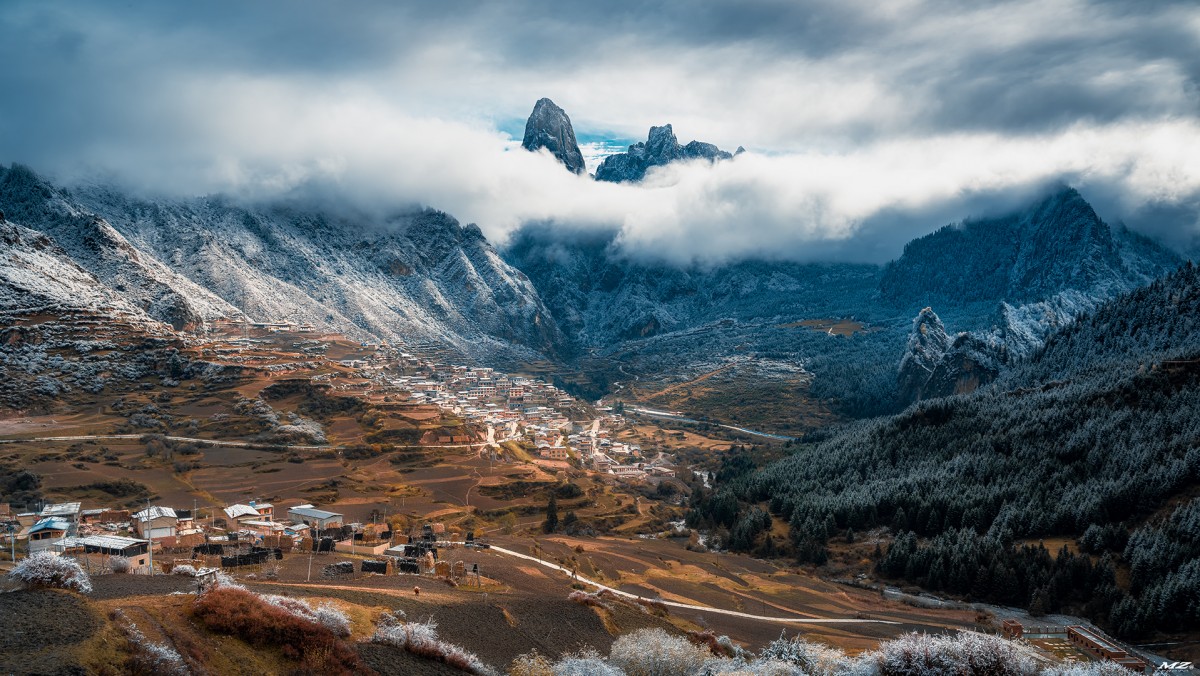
<box><xmin>0</xmin><ymin>0</ymin><xmax>1197</xmax><ymax>263</ymax></box>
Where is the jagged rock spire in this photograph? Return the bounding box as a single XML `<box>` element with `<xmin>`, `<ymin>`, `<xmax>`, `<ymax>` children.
<box><xmin>521</xmin><ymin>98</ymin><xmax>586</xmax><ymax>175</ymax></box>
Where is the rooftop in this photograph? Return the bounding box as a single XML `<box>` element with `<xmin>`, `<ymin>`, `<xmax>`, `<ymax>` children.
<box><xmin>30</xmin><ymin>517</ymin><xmax>72</xmax><ymax>534</ymax></box>
<box><xmin>133</xmin><ymin>506</ymin><xmax>177</xmax><ymax>521</ymax></box>
<box><xmin>288</xmin><ymin>506</ymin><xmax>343</xmax><ymax>520</ymax></box>
<box><xmin>60</xmin><ymin>534</ymin><xmax>148</xmax><ymax>550</ymax></box>
<box><xmin>224</xmin><ymin>504</ymin><xmax>260</xmax><ymax>519</ymax></box>
<box><xmin>40</xmin><ymin>502</ymin><xmax>81</xmax><ymax>518</ymax></box>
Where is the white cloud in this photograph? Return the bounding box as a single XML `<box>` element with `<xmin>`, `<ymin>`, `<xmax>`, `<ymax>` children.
<box><xmin>4</xmin><ymin>0</ymin><xmax>1199</xmax><ymax>261</ymax></box>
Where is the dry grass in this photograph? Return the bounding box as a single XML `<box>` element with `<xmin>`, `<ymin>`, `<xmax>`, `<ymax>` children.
<box><xmin>191</xmin><ymin>586</ymin><xmax>368</xmax><ymax>675</ymax></box>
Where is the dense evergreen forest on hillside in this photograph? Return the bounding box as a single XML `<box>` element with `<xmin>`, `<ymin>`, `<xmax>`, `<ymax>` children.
<box><xmin>689</xmin><ymin>263</ymin><xmax>1200</xmax><ymax>637</ymax></box>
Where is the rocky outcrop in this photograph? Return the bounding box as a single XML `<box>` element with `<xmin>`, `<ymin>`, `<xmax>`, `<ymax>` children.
<box><xmin>897</xmin><ymin>307</ymin><xmax>1008</xmax><ymax>402</ymax></box>
<box><xmin>594</xmin><ymin>124</ymin><xmax>733</xmax><ymax>183</ymax></box>
<box><xmin>897</xmin><ymin>308</ymin><xmax>954</xmax><ymax>401</ymax></box>
<box><xmin>521</xmin><ymin>98</ymin><xmax>586</xmax><ymax>175</ymax></box>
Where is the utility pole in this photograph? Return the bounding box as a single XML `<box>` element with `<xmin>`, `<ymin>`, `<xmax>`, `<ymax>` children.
<box><xmin>145</xmin><ymin>498</ymin><xmax>153</xmax><ymax>576</ymax></box>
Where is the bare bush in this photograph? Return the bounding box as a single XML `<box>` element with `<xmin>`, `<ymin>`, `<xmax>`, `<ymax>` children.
<box><xmin>568</xmin><ymin>589</ymin><xmax>611</xmax><ymax>610</ymax></box>
<box><xmin>191</xmin><ymin>586</ymin><xmax>364</xmax><ymax>675</ymax></box>
<box><xmin>109</xmin><ymin>555</ymin><xmax>132</xmax><ymax>574</ymax></box>
<box><xmin>509</xmin><ymin>649</ymin><xmax>554</xmax><ymax>676</ymax></box>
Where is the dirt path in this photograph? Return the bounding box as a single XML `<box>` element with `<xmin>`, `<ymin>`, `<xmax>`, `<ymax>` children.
<box><xmin>0</xmin><ymin>433</ymin><xmax>484</xmax><ymax>451</ymax></box>
<box><xmin>636</xmin><ymin>363</ymin><xmax>737</xmax><ymax>401</ymax></box>
<box><xmin>488</xmin><ymin>545</ymin><xmax>898</xmax><ymax>626</ymax></box>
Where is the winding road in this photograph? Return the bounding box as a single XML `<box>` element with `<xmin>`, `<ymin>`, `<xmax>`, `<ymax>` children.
<box><xmin>628</xmin><ymin>407</ymin><xmax>796</xmax><ymax>441</ymax></box>
<box><xmin>488</xmin><ymin>544</ymin><xmax>896</xmax><ymax>626</ymax></box>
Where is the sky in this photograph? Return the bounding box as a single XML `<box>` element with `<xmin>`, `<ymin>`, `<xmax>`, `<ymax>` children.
<box><xmin>1</xmin><ymin>0</ymin><xmax>1199</xmax><ymax>263</ymax></box>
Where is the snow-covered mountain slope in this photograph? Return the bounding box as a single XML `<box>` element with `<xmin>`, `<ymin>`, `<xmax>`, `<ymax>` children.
<box><xmin>0</xmin><ymin>165</ymin><xmax>239</xmax><ymax>330</ymax></box>
<box><xmin>0</xmin><ymin>164</ymin><xmax>562</xmax><ymax>365</ymax></box>
<box><xmin>0</xmin><ymin>216</ymin><xmax>151</xmax><ymax>323</ymax></box>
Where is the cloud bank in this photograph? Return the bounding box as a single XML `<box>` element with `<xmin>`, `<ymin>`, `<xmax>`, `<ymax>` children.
<box><xmin>1</xmin><ymin>0</ymin><xmax>1198</xmax><ymax>263</ymax></box>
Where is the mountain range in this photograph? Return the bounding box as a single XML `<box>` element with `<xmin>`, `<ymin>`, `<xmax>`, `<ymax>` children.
<box><xmin>0</xmin><ymin>98</ymin><xmax>1187</xmax><ymax>415</ymax></box>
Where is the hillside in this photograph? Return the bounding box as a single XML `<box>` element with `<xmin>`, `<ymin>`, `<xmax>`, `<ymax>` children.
<box><xmin>880</xmin><ymin>186</ymin><xmax>1178</xmax><ymax>311</ymax></box>
<box><xmin>694</xmin><ymin>263</ymin><xmax>1200</xmax><ymax>639</ymax></box>
<box><xmin>0</xmin><ymin>164</ymin><xmax>563</xmax><ymax>366</ymax></box>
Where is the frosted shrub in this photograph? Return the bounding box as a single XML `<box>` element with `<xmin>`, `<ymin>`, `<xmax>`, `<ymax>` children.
<box><xmin>122</xmin><ymin>620</ymin><xmax>188</xmax><ymax>676</ymax></box>
<box><xmin>171</xmin><ymin>563</ymin><xmax>197</xmax><ymax>576</ymax></box>
<box><xmin>211</xmin><ymin>570</ymin><xmax>244</xmax><ymax>590</ymax></box>
<box><xmin>8</xmin><ymin>552</ymin><xmax>92</xmax><ymax>593</ymax></box>
<box><xmin>759</xmin><ymin>635</ymin><xmax>853</xmax><ymax>675</ymax></box>
<box><xmin>553</xmin><ymin>648</ymin><xmax>626</xmax><ymax>676</ymax></box>
<box><xmin>510</xmin><ymin>650</ymin><xmax>554</xmax><ymax>676</ymax></box>
<box><xmin>701</xmin><ymin>657</ymin><xmax>805</xmax><ymax>675</ymax></box>
<box><xmin>109</xmin><ymin>555</ymin><xmax>132</xmax><ymax>574</ymax></box>
<box><xmin>373</xmin><ymin>617</ymin><xmax>496</xmax><ymax>675</ymax></box>
<box><xmin>609</xmin><ymin>628</ymin><xmax>710</xmax><ymax>676</ymax></box>
<box><xmin>1042</xmin><ymin>664</ymin><xmax>1135</xmax><ymax>676</ymax></box>
<box><xmin>871</xmin><ymin>631</ymin><xmax>1037</xmax><ymax>676</ymax></box>
<box><xmin>262</xmin><ymin>594</ymin><xmax>352</xmax><ymax>637</ymax></box>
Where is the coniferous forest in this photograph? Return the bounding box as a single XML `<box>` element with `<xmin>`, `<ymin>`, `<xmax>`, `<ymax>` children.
<box><xmin>689</xmin><ymin>263</ymin><xmax>1200</xmax><ymax>638</ymax></box>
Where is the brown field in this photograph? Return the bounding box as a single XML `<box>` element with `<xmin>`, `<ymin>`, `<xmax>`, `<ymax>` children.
<box><xmin>615</xmin><ymin>362</ymin><xmax>838</xmax><ymax>437</ymax></box>
<box><xmin>777</xmin><ymin>318</ymin><xmax>871</xmax><ymax>336</ymax></box>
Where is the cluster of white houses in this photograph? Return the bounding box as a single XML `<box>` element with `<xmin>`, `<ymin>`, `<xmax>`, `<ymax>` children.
<box><xmin>2</xmin><ymin>499</ymin><xmax>347</xmax><ymax>569</ymax></box>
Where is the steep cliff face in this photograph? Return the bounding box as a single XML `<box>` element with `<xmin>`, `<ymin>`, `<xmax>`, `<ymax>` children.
<box><xmin>0</xmin><ymin>164</ymin><xmax>563</xmax><ymax>365</ymax></box>
<box><xmin>521</xmin><ymin>98</ymin><xmax>586</xmax><ymax>175</ymax></box>
<box><xmin>594</xmin><ymin>123</ymin><xmax>734</xmax><ymax>183</ymax></box>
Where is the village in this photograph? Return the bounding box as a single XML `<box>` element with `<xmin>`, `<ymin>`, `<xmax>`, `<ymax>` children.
<box><xmin>196</xmin><ymin>319</ymin><xmax>678</xmax><ymax>482</ymax></box>
<box><xmin>3</xmin><ymin>496</ymin><xmax>492</xmax><ymax>585</ymax></box>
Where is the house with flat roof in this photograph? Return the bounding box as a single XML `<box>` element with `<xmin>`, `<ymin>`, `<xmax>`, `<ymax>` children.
<box><xmin>59</xmin><ymin>534</ymin><xmax>149</xmax><ymax>558</ymax></box>
<box><xmin>40</xmin><ymin>502</ymin><xmax>81</xmax><ymax>523</ymax></box>
<box><xmin>287</xmin><ymin>505</ymin><xmax>344</xmax><ymax>530</ymax></box>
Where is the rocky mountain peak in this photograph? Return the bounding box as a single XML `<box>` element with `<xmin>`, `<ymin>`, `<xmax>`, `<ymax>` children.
<box><xmin>879</xmin><ymin>185</ymin><xmax>1178</xmax><ymax>309</ymax></box>
<box><xmin>595</xmin><ymin>123</ymin><xmax>734</xmax><ymax>183</ymax></box>
<box><xmin>521</xmin><ymin>98</ymin><xmax>586</xmax><ymax>175</ymax></box>
<box><xmin>646</xmin><ymin>125</ymin><xmax>679</xmax><ymax>158</ymax></box>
